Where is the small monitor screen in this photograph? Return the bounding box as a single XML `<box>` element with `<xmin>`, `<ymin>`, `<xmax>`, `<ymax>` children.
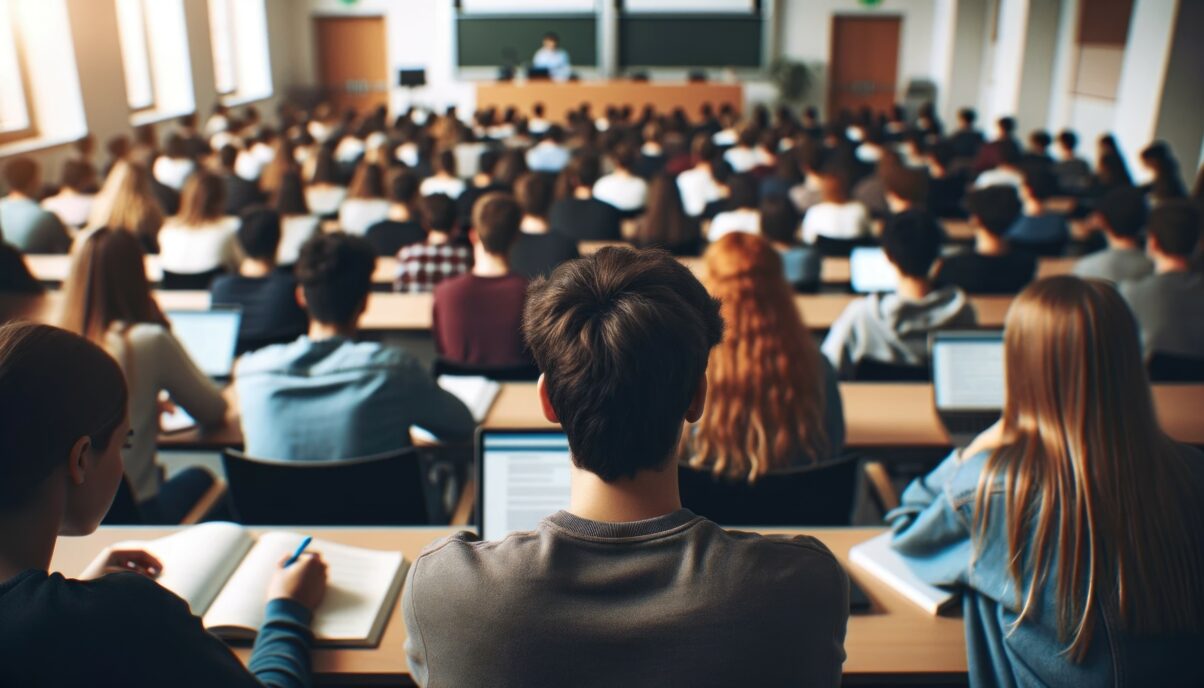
<box><xmin>932</xmin><ymin>332</ymin><xmax>1005</xmax><ymax>411</ymax></box>
<box><xmin>167</xmin><ymin>309</ymin><xmax>241</xmax><ymax>378</ymax></box>
<box><xmin>849</xmin><ymin>247</ymin><xmax>898</xmax><ymax>294</ymax></box>
<box><xmin>480</xmin><ymin>432</ymin><xmax>572</xmax><ymax>541</ymax></box>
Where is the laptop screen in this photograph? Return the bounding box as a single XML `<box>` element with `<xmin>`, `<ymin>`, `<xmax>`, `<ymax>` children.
<box><xmin>932</xmin><ymin>331</ymin><xmax>1005</xmax><ymax>411</ymax></box>
<box><xmin>166</xmin><ymin>309</ymin><xmax>242</xmax><ymax>378</ymax></box>
<box><xmin>478</xmin><ymin>431</ymin><xmax>572</xmax><ymax>541</ymax></box>
<box><xmin>849</xmin><ymin>247</ymin><xmax>898</xmax><ymax>294</ymax></box>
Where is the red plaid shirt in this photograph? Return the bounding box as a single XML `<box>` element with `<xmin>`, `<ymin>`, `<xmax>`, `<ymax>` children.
<box><xmin>394</xmin><ymin>243</ymin><xmax>473</xmax><ymax>293</ymax></box>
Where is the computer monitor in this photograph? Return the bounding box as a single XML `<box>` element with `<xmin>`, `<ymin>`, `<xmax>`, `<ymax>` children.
<box><xmin>526</xmin><ymin>66</ymin><xmax>551</xmax><ymax>81</ymax></box>
<box><xmin>398</xmin><ymin>68</ymin><xmax>426</xmax><ymax>88</ymax></box>
<box><xmin>476</xmin><ymin>429</ymin><xmax>572</xmax><ymax>541</ymax></box>
<box><xmin>849</xmin><ymin>247</ymin><xmax>898</xmax><ymax>294</ymax></box>
<box><xmin>931</xmin><ymin>330</ymin><xmax>1005</xmax><ymax>444</ymax></box>
<box><xmin>166</xmin><ymin>308</ymin><xmax>242</xmax><ymax>380</ymax></box>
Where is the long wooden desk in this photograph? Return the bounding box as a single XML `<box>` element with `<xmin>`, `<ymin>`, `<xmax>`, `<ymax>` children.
<box><xmin>48</xmin><ymin>525</ymin><xmax>966</xmax><ymax>685</ymax></box>
<box><xmin>27</xmin><ymin>254</ymin><xmax>400</xmax><ymax>287</ymax></box>
<box><xmin>477</xmin><ymin>81</ymin><xmax>743</xmax><ymax>122</ymax></box>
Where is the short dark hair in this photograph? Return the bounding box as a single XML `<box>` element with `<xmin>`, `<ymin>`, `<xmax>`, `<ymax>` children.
<box><xmin>523</xmin><ymin>248</ymin><xmax>723</xmax><ymax>481</ymax></box>
<box><xmin>1094</xmin><ymin>187</ymin><xmax>1147</xmax><ymax>239</ymax></box>
<box><xmin>1057</xmin><ymin>130</ymin><xmax>1078</xmax><ymax>151</ymax></box>
<box><xmin>390</xmin><ymin>171</ymin><xmax>420</xmax><ymax>204</ymax></box>
<box><xmin>1147</xmin><ymin>200</ymin><xmax>1201</xmax><ymax>258</ymax></box>
<box><xmin>958</xmin><ymin>108</ymin><xmax>977</xmax><ymax>125</ymax></box>
<box><xmin>884</xmin><ymin>166</ymin><xmax>929</xmax><ymax>206</ymax></box>
<box><xmin>237</xmin><ymin>208</ymin><xmax>282</xmax><ymax>261</ymax></box>
<box><xmin>1022</xmin><ymin>166</ymin><xmax>1059</xmax><ymax>201</ymax></box>
<box><xmin>759</xmin><ymin>195</ymin><xmax>800</xmax><ymax>244</ymax></box>
<box><xmin>611</xmin><ymin>143</ymin><xmax>637</xmax><ymax>172</ymax></box>
<box><xmin>219</xmin><ymin>145</ymin><xmax>239</xmax><ymax>170</ymax></box>
<box><xmin>60</xmin><ymin>160</ymin><xmax>94</xmax><ymax>192</ymax></box>
<box><xmin>515</xmin><ymin>172</ymin><xmax>554</xmax><ymax>218</ymax></box>
<box><xmin>478</xmin><ymin>148</ymin><xmax>501</xmax><ymax>175</ymax></box>
<box><xmin>998</xmin><ymin>140</ymin><xmax>1022</xmax><ymax>166</ymax></box>
<box><xmin>423</xmin><ymin>193</ymin><xmax>456</xmax><ymax>233</ymax></box>
<box><xmin>881</xmin><ymin>210</ymin><xmax>943</xmax><ymax>278</ymax></box>
<box><xmin>295</xmin><ymin>233</ymin><xmax>376</xmax><ymax>326</ymax></box>
<box><xmin>473</xmin><ymin>192</ymin><xmax>522</xmax><ymax>255</ymax></box>
<box><xmin>3</xmin><ymin>158</ymin><xmax>37</xmax><ymax>193</ymax></box>
<box><xmin>727</xmin><ymin>173</ymin><xmax>758</xmax><ymax>210</ymax></box>
<box><xmin>544</xmin><ymin>32</ymin><xmax>559</xmax><ymax>43</ymax></box>
<box><xmin>966</xmin><ymin>186</ymin><xmax>1022</xmax><ymax>236</ymax></box>
<box><xmin>998</xmin><ymin>117</ymin><xmax>1016</xmax><ymax>134</ymax></box>
<box><xmin>1029</xmin><ymin>130</ymin><xmax>1052</xmax><ymax>149</ymax></box>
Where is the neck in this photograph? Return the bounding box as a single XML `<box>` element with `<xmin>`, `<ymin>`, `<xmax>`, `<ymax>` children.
<box><xmin>887</xmin><ymin>196</ymin><xmax>910</xmax><ymax>214</ymax></box>
<box><xmin>6</xmin><ymin>191</ymin><xmax>30</xmax><ymax>201</ymax></box>
<box><xmin>0</xmin><ymin>490</ymin><xmax>61</xmax><ymax>580</ymax></box>
<box><xmin>896</xmin><ymin>275</ymin><xmax>932</xmax><ymax>301</ymax></box>
<box><xmin>240</xmin><ymin>258</ymin><xmax>274</xmax><ymax>277</ymax></box>
<box><xmin>427</xmin><ymin>230</ymin><xmax>450</xmax><ymax>245</ymax></box>
<box><xmin>472</xmin><ymin>245</ymin><xmax>509</xmax><ymax>276</ymax></box>
<box><xmin>1154</xmin><ymin>253</ymin><xmax>1190</xmax><ymax>274</ymax></box>
<box><xmin>573</xmin><ymin>186</ymin><xmax>592</xmax><ymax>200</ymax></box>
<box><xmin>1024</xmin><ymin>198</ymin><xmax>1044</xmax><ymax>215</ymax></box>
<box><xmin>308</xmin><ymin>319</ymin><xmax>357</xmax><ymax>341</ymax></box>
<box><xmin>473</xmin><ymin>174</ymin><xmax>492</xmax><ymax>187</ymax></box>
<box><xmin>388</xmin><ymin>204</ymin><xmax>412</xmax><ymax>222</ymax></box>
<box><xmin>1106</xmin><ymin>233</ymin><xmax>1139</xmax><ymax>251</ymax></box>
<box><xmin>568</xmin><ymin>460</ymin><xmax>682</xmax><ymax>523</ymax></box>
<box><xmin>975</xmin><ymin>230</ymin><xmax>1008</xmax><ymax>255</ymax></box>
<box><xmin>521</xmin><ymin>215</ymin><xmax>548</xmax><ymax>234</ymax></box>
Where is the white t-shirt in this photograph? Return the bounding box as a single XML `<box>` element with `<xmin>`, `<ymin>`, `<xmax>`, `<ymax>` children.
<box><xmin>278</xmin><ymin>214</ymin><xmax>321</xmax><ymax>265</ymax></box>
<box><xmin>724</xmin><ymin>146</ymin><xmax>773</xmax><ymax>173</ymax></box>
<box><xmin>335</xmin><ymin>137</ymin><xmax>366</xmax><ymax>164</ymax></box>
<box><xmin>153</xmin><ymin>157</ymin><xmax>196</xmax><ymax>191</ymax></box>
<box><xmin>975</xmin><ymin>167</ymin><xmax>1024</xmax><ymax>189</ymax></box>
<box><xmin>41</xmin><ymin>193</ymin><xmax>95</xmax><ymax>228</ymax></box>
<box><xmin>234</xmin><ymin>150</ymin><xmax>266</xmax><ymax>182</ymax></box>
<box><xmin>420</xmin><ymin>176</ymin><xmax>466</xmax><ymax>199</ymax></box>
<box><xmin>158</xmin><ymin>217</ymin><xmax>241</xmax><ymax>274</ymax></box>
<box><xmin>677</xmin><ymin>166</ymin><xmax>724</xmax><ymax>217</ymax></box>
<box><xmin>305</xmin><ymin>185</ymin><xmax>347</xmax><ymax>217</ymax></box>
<box><xmin>708</xmin><ymin>208</ymin><xmax>761</xmax><ymax>242</ymax></box>
<box><xmin>338</xmin><ymin>198</ymin><xmax>391</xmax><ymax>235</ymax></box>
<box><xmin>593</xmin><ymin>174</ymin><xmax>648</xmax><ymax>212</ymax></box>
<box><xmin>801</xmin><ymin>201</ymin><xmax>872</xmax><ymax>244</ymax></box>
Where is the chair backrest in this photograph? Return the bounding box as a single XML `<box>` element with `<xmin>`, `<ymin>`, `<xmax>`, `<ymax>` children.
<box><xmin>1148</xmin><ymin>352</ymin><xmax>1204</xmax><ymax>383</ymax></box>
<box><xmin>161</xmin><ymin>268</ymin><xmax>225</xmax><ymax>290</ymax></box>
<box><xmin>678</xmin><ymin>455</ymin><xmax>860</xmax><ymax>526</ymax></box>
<box><xmin>815</xmin><ymin>235</ymin><xmax>879</xmax><ymax>257</ymax></box>
<box><xmin>851</xmin><ymin>357</ymin><xmax>931</xmax><ymax>381</ymax></box>
<box><xmin>433</xmin><ymin>357</ymin><xmax>540</xmax><ymax>382</ymax></box>
<box><xmin>221</xmin><ymin>448</ymin><xmax>429</xmax><ymax>525</ymax></box>
<box><xmin>1012</xmin><ymin>239</ymin><xmax>1067</xmax><ymax>257</ymax></box>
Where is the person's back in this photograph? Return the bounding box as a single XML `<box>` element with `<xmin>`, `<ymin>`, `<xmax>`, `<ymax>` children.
<box><xmin>549</xmin><ymin>197</ymin><xmax>621</xmax><ymax>241</ymax></box>
<box><xmin>934</xmin><ymin>185</ymin><xmax>1036</xmax><ymax>294</ymax></box>
<box><xmin>0</xmin><ymin>158</ymin><xmax>70</xmax><ymax>254</ymax></box>
<box><xmin>1073</xmin><ymin>187</ymin><xmax>1154</xmax><ymax>283</ymax></box>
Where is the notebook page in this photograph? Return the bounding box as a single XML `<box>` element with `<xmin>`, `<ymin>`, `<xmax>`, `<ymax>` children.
<box><xmin>848</xmin><ymin>532</ymin><xmax>958</xmax><ymax>615</ymax></box>
<box><xmin>436</xmin><ymin>375</ymin><xmax>501</xmax><ymax>422</ymax></box>
<box><xmin>202</xmin><ymin>531</ymin><xmax>304</xmax><ymax>634</ymax></box>
<box><xmin>111</xmin><ymin>522</ymin><xmax>254</xmax><ymax>615</ymax></box>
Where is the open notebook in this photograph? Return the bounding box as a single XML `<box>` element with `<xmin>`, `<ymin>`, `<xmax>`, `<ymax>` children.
<box><xmin>98</xmin><ymin>522</ymin><xmax>408</xmax><ymax>646</ymax></box>
<box><xmin>848</xmin><ymin>532</ymin><xmax>959</xmax><ymax>615</ymax></box>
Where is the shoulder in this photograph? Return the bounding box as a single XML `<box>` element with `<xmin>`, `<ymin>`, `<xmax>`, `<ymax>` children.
<box><xmin>702</xmin><ymin>523</ymin><xmax>849</xmax><ymax>590</ymax></box>
<box><xmin>21</xmin><ymin>571</ymin><xmax>191</xmax><ymax>632</ymax></box>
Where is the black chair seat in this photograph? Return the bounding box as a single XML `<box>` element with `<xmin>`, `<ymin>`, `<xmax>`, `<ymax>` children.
<box><xmin>162</xmin><ymin>268</ymin><xmax>226</xmax><ymax>290</ymax></box>
<box><xmin>678</xmin><ymin>455</ymin><xmax>860</xmax><ymax>526</ymax></box>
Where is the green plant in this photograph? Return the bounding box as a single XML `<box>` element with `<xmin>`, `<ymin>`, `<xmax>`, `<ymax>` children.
<box><xmin>768</xmin><ymin>58</ymin><xmax>813</xmax><ymax>105</ymax></box>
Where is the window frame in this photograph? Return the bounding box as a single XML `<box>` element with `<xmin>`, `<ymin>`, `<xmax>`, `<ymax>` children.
<box><xmin>0</xmin><ymin>0</ymin><xmax>38</xmax><ymax>144</ymax></box>
<box><xmin>115</xmin><ymin>0</ymin><xmax>160</xmax><ymax>113</ymax></box>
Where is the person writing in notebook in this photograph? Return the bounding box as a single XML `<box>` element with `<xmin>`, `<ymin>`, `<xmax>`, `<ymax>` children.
<box><xmin>404</xmin><ymin>248</ymin><xmax>849</xmax><ymax>687</ymax></box>
<box><xmin>0</xmin><ymin>321</ymin><xmax>327</xmax><ymax>688</ymax></box>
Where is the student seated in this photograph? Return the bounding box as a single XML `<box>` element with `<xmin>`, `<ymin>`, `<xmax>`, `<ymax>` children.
<box><xmin>303</xmin><ymin>146</ymin><xmax>347</xmax><ymax>218</ymax></box>
<box><xmin>690</xmin><ymin>233</ymin><xmax>843</xmax><ymax>478</ymax></box>
<box><xmin>1119</xmin><ymin>200</ymin><xmax>1204</xmax><ymax>358</ymax></box>
<box><xmin>363</xmin><ymin>172</ymin><xmax>426</xmax><ymax>256</ymax></box>
<box><xmin>801</xmin><ymin>168</ymin><xmax>872</xmax><ymax>245</ymax></box>
<box><xmin>41</xmin><ymin>160</ymin><xmax>97</xmax><ymax>230</ymax></box>
<box><xmin>272</xmin><ymin>171</ymin><xmax>321</xmax><ymax>267</ymax></box>
<box><xmin>1052</xmin><ymin>130</ymin><xmax>1092</xmax><ymax>196</ymax></box>
<box><xmin>822</xmin><ymin>211</ymin><xmax>976</xmax><ymax>378</ymax></box>
<box><xmin>419</xmin><ymin>150</ymin><xmax>466</xmax><ymax>200</ymax></box>
<box><xmin>432</xmin><ymin>193</ymin><xmax>529</xmax><ymax>368</ymax></box>
<box><xmin>210</xmin><ymin>209</ymin><xmax>309</xmax><ymax>355</ymax></box>
<box><xmin>632</xmin><ymin>174</ymin><xmax>703</xmax><ymax>256</ymax></box>
<box><xmin>524</xmin><ymin>125</ymin><xmax>570</xmax><ymax>174</ymax></box>
<box><xmin>1006</xmin><ymin>167</ymin><xmax>1070</xmax><ymax>254</ymax></box>
<box><xmin>888</xmin><ymin>276</ymin><xmax>1204</xmax><ymax>687</ymax></box>
<box><xmin>676</xmin><ymin>135</ymin><xmax>725</xmax><ymax>217</ymax></box>
<box><xmin>235</xmin><ymin>233</ymin><xmax>474</xmax><ymax>460</ymax></box>
<box><xmin>394</xmin><ymin>194</ymin><xmax>472</xmax><ymax>293</ymax></box>
<box><xmin>152</xmin><ymin>134</ymin><xmax>197</xmax><ymax>192</ymax></box>
<box><xmin>0</xmin><ymin>158</ymin><xmax>71</xmax><ymax>254</ymax></box>
<box><xmin>1073</xmin><ymin>186</ymin><xmax>1153</xmax><ymax>282</ymax></box>
<box><xmin>509</xmin><ymin>173</ymin><xmax>579</xmax><ymax>279</ymax></box>
<box><xmin>973</xmin><ymin>139</ymin><xmax>1024</xmax><ymax>190</ymax></box>
<box><xmin>158</xmin><ymin>171</ymin><xmax>241</xmax><ymax>282</ymax></box>
<box><xmin>548</xmin><ymin>153</ymin><xmax>621</xmax><ymax>241</ymax></box>
<box><xmin>337</xmin><ymin>162</ymin><xmax>390</xmax><ymax>236</ymax></box>
<box><xmin>403</xmin><ymin>247</ymin><xmax>849</xmax><ymax>687</ymax></box>
<box><xmin>0</xmin><ymin>321</ymin><xmax>328</xmax><ymax>688</ymax></box>
<box><xmin>217</xmin><ymin>145</ymin><xmax>266</xmax><ymax>216</ymax></box>
<box><xmin>592</xmin><ymin>144</ymin><xmax>648</xmax><ymax>214</ymax></box>
<box><xmin>882</xmin><ymin>164</ymin><xmax>930</xmax><ymax>217</ymax></box>
<box><xmin>707</xmin><ymin>173</ymin><xmax>761</xmax><ymax>241</ymax></box>
<box><xmin>723</xmin><ymin>126</ymin><xmax>773</xmax><ymax>173</ymax></box>
<box><xmin>924</xmin><ymin>141</ymin><xmax>970</xmax><ymax>219</ymax></box>
<box><xmin>455</xmin><ymin>148</ymin><xmax>507</xmax><ymax>230</ymax></box>
<box><xmin>88</xmin><ymin>161</ymin><xmax>166</xmax><ymax>254</ymax></box>
<box><xmin>0</xmin><ymin>243</ymin><xmax>45</xmax><ymax>323</ymax></box>
<box><xmin>934</xmin><ymin>186</ymin><xmax>1036</xmax><ymax>294</ymax></box>
<box><xmin>759</xmin><ymin>194</ymin><xmax>820</xmax><ymax>290</ymax></box>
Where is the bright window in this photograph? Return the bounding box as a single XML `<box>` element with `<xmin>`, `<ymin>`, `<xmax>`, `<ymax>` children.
<box><xmin>115</xmin><ymin>0</ymin><xmax>154</xmax><ymax>110</ymax></box>
<box><xmin>0</xmin><ymin>1</ymin><xmax>32</xmax><ymax>135</ymax></box>
<box><xmin>209</xmin><ymin>0</ymin><xmax>272</xmax><ymax>103</ymax></box>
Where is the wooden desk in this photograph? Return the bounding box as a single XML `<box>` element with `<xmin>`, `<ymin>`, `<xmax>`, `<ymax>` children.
<box><xmin>476</xmin><ymin>81</ymin><xmax>743</xmax><ymax>122</ymax></box>
<box><xmin>48</xmin><ymin>525</ymin><xmax>966</xmax><ymax>684</ymax></box>
<box><xmin>27</xmin><ymin>254</ymin><xmax>399</xmax><ymax>286</ymax></box>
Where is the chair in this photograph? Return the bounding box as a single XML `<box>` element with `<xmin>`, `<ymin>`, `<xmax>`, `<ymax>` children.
<box><xmin>433</xmin><ymin>357</ymin><xmax>540</xmax><ymax>382</ymax></box>
<box><xmin>1148</xmin><ymin>352</ymin><xmax>1204</xmax><ymax>382</ymax></box>
<box><xmin>851</xmin><ymin>358</ymin><xmax>930</xmax><ymax>382</ymax></box>
<box><xmin>161</xmin><ymin>268</ymin><xmax>226</xmax><ymax>290</ymax></box>
<box><xmin>677</xmin><ymin>455</ymin><xmax>860</xmax><ymax>526</ymax></box>
<box><xmin>102</xmin><ymin>477</ymin><xmax>227</xmax><ymax>525</ymax></box>
<box><xmin>814</xmin><ymin>235</ymin><xmax>879</xmax><ymax>257</ymax></box>
<box><xmin>221</xmin><ymin>448</ymin><xmax>430</xmax><ymax>525</ymax></box>
<box><xmin>1012</xmin><ymin>240</ymin><xmax>1068</xmax><ymax>257</ymax></box>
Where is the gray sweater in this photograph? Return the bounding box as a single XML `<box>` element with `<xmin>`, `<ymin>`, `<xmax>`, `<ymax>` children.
<box><xmin>404</xmin><ymin>509</ymin><xmax>849</xmax><ymax>687</ymax></box>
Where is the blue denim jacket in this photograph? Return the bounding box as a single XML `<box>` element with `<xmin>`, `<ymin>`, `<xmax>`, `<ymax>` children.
<box><xmin>235</xmin><ymin>336</ymin><xmax>475</xmax><ymax>460</ymax></box>
<box><xmin>887</xmin><ymin>447</ymin><xmax>1204</xmax><ymax>688</ymax></box>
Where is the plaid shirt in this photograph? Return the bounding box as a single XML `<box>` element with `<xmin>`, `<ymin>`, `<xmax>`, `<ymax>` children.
<box><xmin>394</xmin><ymin>243</ymin><xmax>472</xmax><ymax>293</ymax></box>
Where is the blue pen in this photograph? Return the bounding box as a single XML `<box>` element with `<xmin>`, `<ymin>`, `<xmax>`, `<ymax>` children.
<box><xmin>284</xmin><ymin>536</ymin><xmax>313</xmax><ymax>568</ymax></box>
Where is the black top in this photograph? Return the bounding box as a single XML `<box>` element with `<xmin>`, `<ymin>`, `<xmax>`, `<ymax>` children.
<box><xmin>210</xmin><ymin>270</ymin><xmax>309</xmax><ymax>354</ymax></box>
<box><xmin>928</xmin><ymin>173</ymin><xmax>969</xmax><ymax>219</ymax></box>
<box><xmin>457</xmin><ymin>182</ymin><xmax>510</xmax><ymax>229</ymax></box>
<box><xmin>633</xmin><ymin>153</ymin><xmax>667</xmax><ymax>179</ymax></box>
<box><xmin>363</xmin><ymin>220</ymin><xmax>426</xmax><ymax>257</ymax></box>
<box><xmin>223</xmin><ymin>174</ymin><xmax>266</xmax><ymax>216</ymax></box>
<box><xmin>548</xmin><ymin>198</ymin><xmax>622</xmax><ymax>241</ymax></box>
<box><xmin>510</xmin><ymin>232</ymin><xmax>580</xmax><ymax>279</ymax></box>
<box><xmin>150</xmin><ymin>179</ymin><xmax>180</xmax><ymax>216</ymax></box>
<box><xmin>933</xmin><ymin>250</ymin><xmax>1037</xmax><ymax>294</ymax></box>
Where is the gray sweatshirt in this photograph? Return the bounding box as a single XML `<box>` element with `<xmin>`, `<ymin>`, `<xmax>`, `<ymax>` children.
<box><xmin>821</xmin><ymin>287</ymin><xmax>977</xmax><ymax>378</ymax></box>
<box><xmin>404</xmin><ymin>509</ymin><xmax>849</xmax><ymax>687</ymax></box>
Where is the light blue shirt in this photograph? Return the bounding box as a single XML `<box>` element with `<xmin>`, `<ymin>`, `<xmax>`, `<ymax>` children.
<box><xmin>0</xmin><ymin>197</ymin><xmax>70</xmax><ymax>253</ymax></box>
<box><xmin>235</xmin><ymin>335</ymin><xmax>474</xmax><ymax>460</ymax></box>
<box><xmin>525</xmin><ymin>142</ymin><xmax>571</xmax><ymax>173</ymax></box>
<box><xmin>532</xmin><ymin>47</ymin><xmax>571</xmax><ymax>80</ymax></box>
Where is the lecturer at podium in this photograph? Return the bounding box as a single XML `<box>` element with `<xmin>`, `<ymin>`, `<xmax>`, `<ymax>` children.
<box><xmin>532</xmin><ymin>32</ymin><xmax>571</xmax><ymax>81</ymax></box>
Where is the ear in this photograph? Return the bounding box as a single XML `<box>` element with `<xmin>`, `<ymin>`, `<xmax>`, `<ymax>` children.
<box><xmin>685</xmin><ymin>374</ymin><xmax>707</xmax><ymax>424</ymax></box>
<box><xmin>536</xmin><ymin>373</ymin><xmax>559</xmax><ymax>423</ymax></box>
<box><xmin>468</xmin><ymin>228</ymin><xmax>480</xmax><ymax>246</ymax></box>
<box><xmin>67</xmin><ymin>436</ymin><xmax>92</xmax><ymax>486</ymax></box>
<box><xmin>295</xmin><ymin>285</ymin><xmax>308</xmax><ymax>310</ymax></box>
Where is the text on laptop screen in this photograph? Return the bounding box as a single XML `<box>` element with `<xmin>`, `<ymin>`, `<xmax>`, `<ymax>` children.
<box><xmin>481</xmin><ymin>432</ymin><xmax>572</xmax><ymax>541</ymax></box>
<box><xmin>167</xmin><ymin>310</ymin><xmax>242</xmax><ymax>378</ymax></box>
<box><xmin>850</xmin><ymin>247</ymin><xmax>898</xmax><ymax>294</ymax></box>
<box><xmin>933</xmin><ymin>333</ymin><xmax>1005</xmax><ymax>411</ymax></box>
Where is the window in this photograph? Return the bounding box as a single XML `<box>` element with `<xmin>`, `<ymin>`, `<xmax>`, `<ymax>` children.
<box><xmin>209</xmin><ymin>0</ymin><xmax>272</xmax><ymax>104</ymax></box>
<box><xmin>0</xmin><ymin>1</ymin><xmax>34</xmax><ymax>141</ymax></box>
<box><xmin>115</xmin><ymin>0</ymin><xmax>154</xmax><ymax>110</ymax></box>
<box><xmin>114</xmin><ymin>0</ymin><xmax>194</xmax><ymax>122</ymax></box>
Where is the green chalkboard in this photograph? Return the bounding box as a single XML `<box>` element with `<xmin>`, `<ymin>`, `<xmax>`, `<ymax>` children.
<box><xmin>456</xmin><ymin>14</ymin><xmax>597</xmax><ymax>67</ymax></box>
<box><xmin>619</xmin><ymin>14</ymin><xmax>762</xmax><ymax>68</ymax></box>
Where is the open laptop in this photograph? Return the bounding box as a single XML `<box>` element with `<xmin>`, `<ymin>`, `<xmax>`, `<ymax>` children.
<box><xmin>849</xmin><ymin>247</ymin><xmax>898</xmax><ymax>294</ymax></box>
<box><xmin>166</xmin><ymin>308</ymin><xmax>242</xmax><ymax>381</ymax></box>
<box><xmin>931</xmin><ymin>330</ymin><xmax>1005</xmax><ymax>446</ymax></box>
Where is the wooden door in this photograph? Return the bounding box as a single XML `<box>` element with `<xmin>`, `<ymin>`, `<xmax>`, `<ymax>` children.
<box><xmin>314</xmin><ymin>16</ymin><xmax>389</xmax><ymax>115</ymax></box>
<box><xmin>828</xmin><ymin>16</ymin><xmax>902</xmax><ymax>118</ymax></box>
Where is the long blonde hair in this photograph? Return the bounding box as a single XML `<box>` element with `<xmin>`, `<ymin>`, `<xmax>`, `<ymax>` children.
<box><xmin>691</xmin><ymin>232</ymin><xmax>828</xmax><ymax>481</ymax></box>
<box><xmin>87</xmin><ymin>161</ymin><xmax>164</xmax><ymax>243</ymax></box>
<box><xmin>977</xmin><ymin>276</ymin><xmax>1204</xmax><ymax>660</ymax></box>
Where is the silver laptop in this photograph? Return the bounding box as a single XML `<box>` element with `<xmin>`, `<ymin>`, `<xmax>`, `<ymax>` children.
<box><xmin>849</xmin><ymin>247</ymin><xmax>898</xmax><ymax>294</ymax></box>
<box><xmin>476</xmin><ymin>429</ymin><xmax>572</xmax><ymax>541</ymax></box>
<box><xmin>166</xmin><ymin>308</ymin><xmax>242</xmax><ymax>381</ymax></box>
<box><xmin>931</xmin><ymin>330</ymin><xmax>1005</xmax><ymax>446</ymax></box>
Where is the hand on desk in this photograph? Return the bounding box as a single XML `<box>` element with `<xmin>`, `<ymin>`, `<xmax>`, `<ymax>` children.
<box><xmin>269</xmin><ymin>553</ymin><xmax>328</xmax><ymax>611</ymax></box>
<box><xmin>81</xmin><ymin>547</ymin><xmax>163</xmax><ymax>580</ymax></box>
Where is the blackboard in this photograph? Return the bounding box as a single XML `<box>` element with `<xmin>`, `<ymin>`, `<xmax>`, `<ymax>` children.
<box><xmin>619</xmin><ymin>14</ymin><xmax>762</xmax><ymax>68</ymax></box>
<box><xmin>456</xmin><ymin>14</ymin><xmax>598</xmax><ymax>67</ymax></box>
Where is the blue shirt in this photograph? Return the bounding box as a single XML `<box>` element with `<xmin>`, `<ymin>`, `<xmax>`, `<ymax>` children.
<box><xmin>532</xmin><ymin>47</ymin><xmax>571</xmax><ymax>80</ymax></box>
<box><xmin>887</xmin><ymin>447</ymin><xmax>1204</xmax><ymax>687</ymax></box>
<box><xmin>525</xmin><ymin>143</ymin><xmax>571</xmax><ymax>173</ymax></box>
<box><xmin>1005</xmin><ymin>213</ymin><xmax>1069</xmax><ymax>248</ymax></box>
<box><xmin>235</xmin><ymin>336</ymin><xmax>474</xmax><ymax>460</ymax></box>
<box><xmin>0</xmin><ymin>197</ymin><xmax>70</xmax><ymax>253</ymax></box>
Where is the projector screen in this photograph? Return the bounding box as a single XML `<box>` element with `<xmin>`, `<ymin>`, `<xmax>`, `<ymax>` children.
<box><xmin>460</xmin><ymin>0</ymin><xmax>596</xmax><ymax>13</ymax></box>
<box><xmin>623</xmin><ymin>0</ymin><xmax>756</xmax><ymax>12</ymax></box>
